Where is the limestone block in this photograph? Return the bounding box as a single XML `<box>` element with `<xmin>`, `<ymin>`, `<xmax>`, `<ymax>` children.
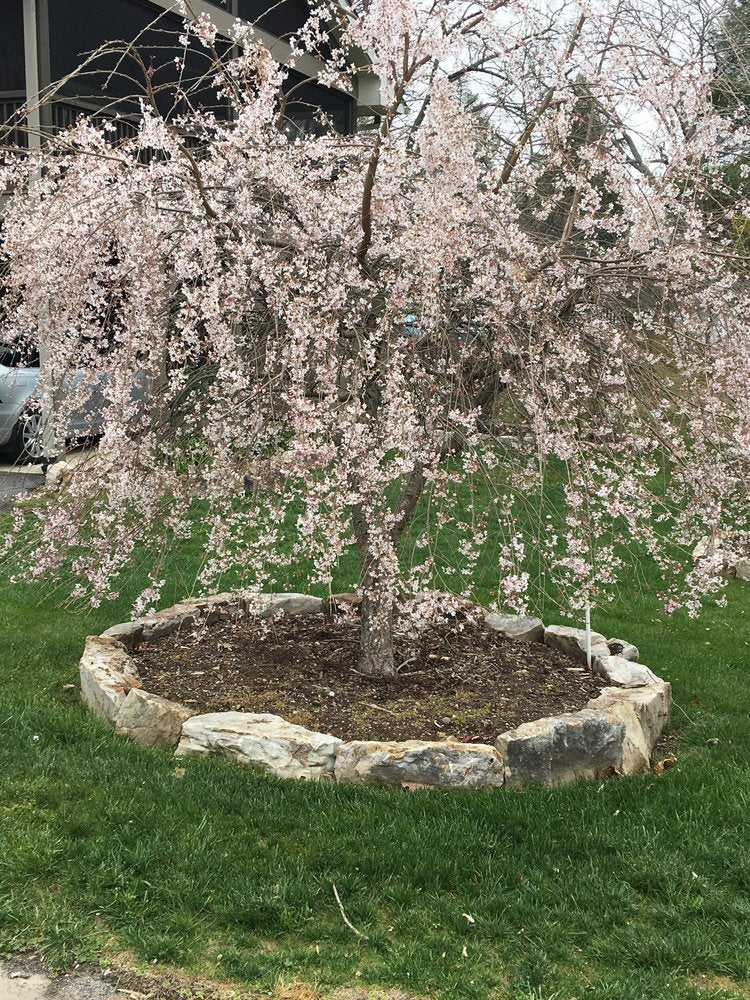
<box><xmin>176</xmin><ymin>712</ymin><xmax>341</xmax><ymax>780</ymax></box>
<box><xmin>590</xmin><ymin>682</ymin><xmax>671</xmax><ymax>750</ymax></box>
<box><xmin>115</xmin><ymin>688</ymin><xmax>193</xmax><ymax>748</ymax></box>
<box><xmin>79</xmin><ymin>635</ymin><xmax>141</xmax><ymax>725</ymax></box>
<box><xmin>255</xmin><ymin>593</ymin><xmax>325</xmax><ymax>618</ymax></box>
<box><xmin>334</xmin><ymin>739</ymin><xmax>505</xmax><ymax>789</ymax></box>
<box><xmin>101</xmin><ymin>620</ymin><xmax>145</xmax><ymax>648</ymax></box>
<box><xmin>181</xmin><ymin>592</ymin><xmax>238</xmax><ymax>610</ymax></box>
<box><xmin>692</xmin><ymin>536</ymin><xmax>714</xmax><ymax>561</ymax></box>
<box><xmin>693</xmin><ymin>535</ymin><xmax>744</xmax><ymax>578</ymax></box>
<box><xmin>594</xmin><ymin>655</ymin><xmax>660</xmax><ymax>688</ymax></box>
<box><xmin>180</xmin><ymin>593</ymin><xmax>245</xmax><ymax>623</ymax></box>
<box><xmin>606</xmin><ymin>638</ymin><xmax>640</xmax><ymax>661</ymax></box>
<box><xmin>496</xmin><ymin>710</ymin><xmax>624</xmax><ymax>787</ymax></box>
<box><xmin>544</xmin><ymin>624</ymin><xmax>610</xmax><ymax>664</ymax></box>
<box><xmin>587</xmin><ymin>682</ymin><xmax>671</xmax><ymax>773</ymax></box>
<box><xmin>180</xmin><ymin>592</ymin><xmax>324</xmax><ymax>623</ymax></box>
<box><xmin>45</xmin><ymin>460</ymin><xmax>73</xmax><ymax>489</ymax></box>
<box><xmin>141</xmin><ymin>602</ymin><xmax>201</xmax><ymax>640</ymax></box>
<box><xmin>484</xmin><ymin>613</ymin><xmax>544</xmax><ymax>643</ymax></box>
<box><xmin>330</xmin><ymin>593</ymin><xmax>361</xmax><ymax>608</ymax></box>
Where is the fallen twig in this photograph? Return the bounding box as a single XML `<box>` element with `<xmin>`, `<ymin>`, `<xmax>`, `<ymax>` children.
<box><xmin>361</xmin><ymin>701</ymin><xmax>399</xmax><ymax>716</ymax></box>
<box><xmin>332</xmin><ymin>883</ymin><xmax>369</xmax><ymax>940</ymax></box>
<box><xmin>395</xmin><ymin>655</ymin><xmax>417</xmax><ymax>672</ymax></box>
<box><xmin>671</xmin><ymin>700</ymin><xmax>695</xmax><ymax>724</ymax></box>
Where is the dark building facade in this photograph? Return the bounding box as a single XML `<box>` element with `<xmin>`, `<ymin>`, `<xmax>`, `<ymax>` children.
<box><xmin>1</xmin><ymin>0</ymin><xmax>382</xmax><ymax>147</ymax></box>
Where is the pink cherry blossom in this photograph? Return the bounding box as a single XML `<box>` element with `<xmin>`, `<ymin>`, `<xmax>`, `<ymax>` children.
<box><xmin>1</xmin><ymin>0</ymin><xmax>749</xmax><ymax>676</ymax></box>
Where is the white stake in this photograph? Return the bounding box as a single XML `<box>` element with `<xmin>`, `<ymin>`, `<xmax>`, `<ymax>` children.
<box><xmin>585</xmin><ymin>605</ymin><xmax>592</xmax><ymax>670</ymax></box>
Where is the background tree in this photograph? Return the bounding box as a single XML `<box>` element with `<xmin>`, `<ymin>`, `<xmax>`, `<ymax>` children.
<box><xmin>707</xmin><ymin>0</ymin><xmax>750</xmax><ymax>268</ymax></box>
<box><xmin>712</xmin><ymin>0</ymin><xmax>750</xmax><ymax>110</ymax></box>
<box><xmin>1</xmin><ymin>0</ymin><xmax>749</xmax><ymax>678</ymax></box>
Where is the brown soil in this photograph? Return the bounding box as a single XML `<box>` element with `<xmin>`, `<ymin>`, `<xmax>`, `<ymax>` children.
<box><xmin>134</xmin><ymin>610</ymin><xmax>607</xmax><ymax>743</ymax></box>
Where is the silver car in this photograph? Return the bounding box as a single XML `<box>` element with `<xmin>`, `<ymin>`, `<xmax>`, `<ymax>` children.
<box><xmin>0</xmin><ymin>338</ymin><xmax>105</xmax><ymax>462</ymax></box>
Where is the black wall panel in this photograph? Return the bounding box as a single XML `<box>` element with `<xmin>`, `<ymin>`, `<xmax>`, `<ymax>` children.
<box><xmin>0</xmin><ymin>0</ymin><xmax>26</xmax><ymax>92</ymax></box>
<box><xmin>3</xmin><ymin>0</ymin><xmax>356</xmax><ymax>135</ymax></box>
<box><xmin>48</xmin><ymin>0</ymin><xmax>229</xmax><ymax>118</ymax></box>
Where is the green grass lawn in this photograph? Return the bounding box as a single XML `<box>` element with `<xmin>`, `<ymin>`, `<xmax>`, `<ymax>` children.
<box><xmin>1</xmin><ymin>486</ymin><xmax>750</xmax><ymax>1000</ymax></box>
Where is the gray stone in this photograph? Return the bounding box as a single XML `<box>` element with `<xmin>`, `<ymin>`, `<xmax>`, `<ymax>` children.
<box><xmin>180</xmin><ymin>592</ymin><xmax>245</xmax><ymax>623</ymax></box>
<box><xmin>141</xmin><ymin>602</ymin><xmax>201</xmax><ymax>640</ymax></box>
<box><xmin>79</xmin><ymin>635</ymin><xmax>141</xmax><ymax>724</ymax></box>
<box><xmin>484</xmin><ymin>612</ymin><xmax>544</xmax><ymax>643</ymax></box>
<box><xmin>692</xmin><ymin>535</ymin><xmax>748</xmax><ymax>580</ymax></box>
<box><xmin>45</xmin><ymin>460</ymin><xmax>74</xmax><ymax>489</ymax></box>
<box><xmin>334</xmin><ymin>739</ymin><xmax>505</xmax><ymax>789</ymax></box>
<box><xmin>606</xmin><ymin>638</ymin><xmax>640</xmax><ymax>661</ymax></box>
<box><xmin>587</xmin><ymin>682</ymin><xmax>671</xmax><ymax>773</ymax></box>
<box><xmin>594</xmin><ymin>655</ymin><xmax>660</xmax><ymax>688</ymax></box>
<box><xmin>330</xmin><ymin>592</ymin><xmax>362</xmax><ymax>608</ymax></box>
<box><xmin>593</xmin><ymin>682</ymin><xmax>671</xmax><ymax>750</ymax></box>
<box><xmin>175</xmin><ymin>712</ymin><xmax>341</xmax><ymax>780</ymax></box>
<box><xmin>496</xmin><ymin>710</ymin><xmax>624</xmax><ymax>787</ymax></box>
<box><xmin>115</xmin><ymin>688</ymin><xmax>193</xmax><ymax>748</ymax></box>
<box><xmin>179</xmin><ymin>591</ymin><xmax>324</xmax><ymax>623</ymax></box>
<box><xmin>544</xmin><ymin>624</ymin><xmax>610</xmax><ymax>664</ymax></box>
<box><xmin>181</xmin><ymin>592</ymin><xmax>238</xmax><ymax>611</ymax></box>
<box><xmin>692</xmin><ymin>534</ymin><xmax>736</xmax><ymax>565</ymax></box>
<box><xmin>692</xmin><ymin>536</ymin><xmax>715</xmax><ymax>561</ymax></box>
<box><xmin>255</xmin><ymin>593</ymin><xmax>325</xmax><ymax>618</ymax></box>
<box><xmin>101</xmin><ymin>620</ymin><xmax>145</xmax><ymax>648</ymax></box>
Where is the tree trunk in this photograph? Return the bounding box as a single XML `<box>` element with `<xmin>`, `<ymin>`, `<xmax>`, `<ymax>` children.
<box><xmin>358</xmin><ymin>585</ymin><xmax>396</xmax><ymax>678</ymax></box>
<box><xmin>352</xmin><ymin>504</ymin><xmax>398</xmax><ymax>678</ymax></box>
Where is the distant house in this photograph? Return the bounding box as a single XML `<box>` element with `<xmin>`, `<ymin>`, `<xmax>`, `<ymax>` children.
<box><xmin>1</xmin><ymin>0</ymin><xmax>383</xmax><ymax>149</ymax></box>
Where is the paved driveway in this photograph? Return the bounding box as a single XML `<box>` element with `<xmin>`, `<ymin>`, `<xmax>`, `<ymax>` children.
<box><xmin>0</xmin><ymin>468</ymin><xmax>43</xmax><ymax>511</ymax></box>
<box><xmin>0</xmin><ymin>446</ymin><xmax>97</xmax><ymax>510</ymax></box>
<box><xmin>0</xmin><ymin>958</ymin><xmax>116</xmax><ymax>1000</ymax></box>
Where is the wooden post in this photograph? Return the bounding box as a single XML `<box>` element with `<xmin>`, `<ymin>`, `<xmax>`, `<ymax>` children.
<box><xmin>22</xmin><ymin>0</ymin><xmax>41</xmax><ymax>148</ymax></box>
<box><xmin>23</xmin><ymin>0</ymin><xmax>56</xmax><ymax>465</ymax></box>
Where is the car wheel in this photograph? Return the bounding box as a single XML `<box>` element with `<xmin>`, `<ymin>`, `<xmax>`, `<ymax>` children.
<box><xmin>9</xmin><ymin>409</ymin><xmax>46</xmax><ymax>464</ymax></box>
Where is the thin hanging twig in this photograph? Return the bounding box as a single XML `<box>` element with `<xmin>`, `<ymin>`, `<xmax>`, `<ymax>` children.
<box><xmin>332</xmin><ymin>884</ymin><xmax>369</xmax><ymax>940</ymax></box>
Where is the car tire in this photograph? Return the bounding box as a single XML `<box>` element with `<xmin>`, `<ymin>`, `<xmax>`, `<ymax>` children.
<box><xmin>9</xmin><ymin>409</ymin><xmax>46</xmax><ymax>464</ymax></box>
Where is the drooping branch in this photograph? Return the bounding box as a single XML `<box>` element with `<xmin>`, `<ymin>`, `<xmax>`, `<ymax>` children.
<box><xmin>495</xmin><ymin>14</ymin><xmax>586</xmax><ymax>191</ymax></box>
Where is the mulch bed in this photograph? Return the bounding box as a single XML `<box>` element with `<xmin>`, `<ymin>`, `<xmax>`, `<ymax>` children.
<box><xmin>134</xmin><ymin>610</ymin><xmax>608</xmax><ymax>743</ymax></box>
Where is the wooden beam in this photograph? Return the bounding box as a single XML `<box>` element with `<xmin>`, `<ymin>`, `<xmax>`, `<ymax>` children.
<box><xmin>23</xmin><ymin>1</ymin><xmax>56</xmax><ymax>460</ymax></box>
<box><xmin>145</xmin><ymin>0</ymin><xmax>384</xmax><ymax>113</ymax></box>
<box><xmin>22</xmin><ymin>0</ymin><xmax>41</xmax><ymax>148</ymax></box>
<box><xmin>147</xmin><ymin>0</ymin><xmax>328</xmax><ymax>80</ymax></box>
